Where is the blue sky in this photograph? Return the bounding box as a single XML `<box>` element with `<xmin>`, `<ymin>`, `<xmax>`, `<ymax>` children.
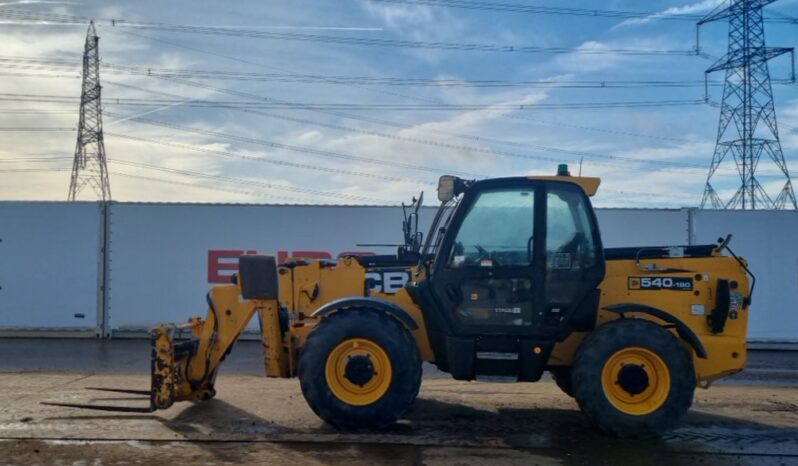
<box><xmin>0</xmin><ymin>0</ymin><xmax>797</xmax><ymax>207</ymax></box>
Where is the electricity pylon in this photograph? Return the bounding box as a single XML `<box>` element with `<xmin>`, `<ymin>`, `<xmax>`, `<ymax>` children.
<box><xmin>68</xmin><ymin>21</ymin><xmax>111</xmax><ymax>201</ymax></box>
<box><xmin>699</xmin><ymin>0</ymin><xmax>796</xmax><ymax>209</ymax></box>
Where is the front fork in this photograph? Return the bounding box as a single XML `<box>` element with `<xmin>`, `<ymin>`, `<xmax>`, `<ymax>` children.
<box><xmin>148</xmin><ymin>284</ymin><xmax>286</xmax><ymax>411</ymax></box>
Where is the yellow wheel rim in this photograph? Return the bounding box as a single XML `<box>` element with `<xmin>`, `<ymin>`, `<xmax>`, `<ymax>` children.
<box><xmin>325</xmin><ymin>338</ymin><xmax>393</xmax><ymax>406</ymax></box>
<box><xmin>601</xmin><ymin>347</ymin><xmax>671</xmax><ymax>416</ymax></box>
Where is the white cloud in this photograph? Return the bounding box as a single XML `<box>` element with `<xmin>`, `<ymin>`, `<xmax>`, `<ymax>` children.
<box><xmin>616</xmin><ymin>0</ymin><xmax>724</xmax><ymax>28</ymax></box>
<box><xmin>297</xmin><ymin>130</ymin><xmax>323</xmax><ymax>143</ymax></box>
<box><xmin>358</xmin><ymin>0</ymin><xmax>467</xmax><ymax>62</ymax></box>
<box><xmin>0</xmin><ymin>1</ymin><xmax>78</xmax><ymax>6</ymax></box>
<box><xmin>360</xmin><ymin>1</ymin><xmax>437</xmax><ymax>31</ymax></box>
<box><xmin>315</xmin><ymin>91</ymin><xmax>550</xmax><ymax>177</ymax></box>
<box><xmin>554</xmin><ymin>38</ymin><xmax>685</xmax><ymax>72</ymax></box>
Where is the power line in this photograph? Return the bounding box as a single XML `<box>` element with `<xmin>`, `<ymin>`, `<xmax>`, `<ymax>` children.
<box><xmin>101</xmin><ymin>69</ymin><xmax>783</xmax><ymax>179</ymax></box>
<box><xmin>117</xmin><ymin>29</ymin><xmax>798</xmax><ymax>147</ymax></box>
<box><xmin>102</xmin><ymin>77</ymin><xmax>750</xmax><ymax>178</ymax></box>
<box><xmin>107</xmin><ymin>159</ymin><xmax>394</xmax><ymax>204</ymax></box>
<box><xmin>0</xmin><ymin>156</ymin><xmax>396</xmax><ymax>204</ymax></box>
<box><xmin>372</xmin><ymin>0</ymin><xmax>706</xmax><ymax>20</ymax></box>
<box><xmin>369</xmin><ymin>0</ymin><xmax>798</xmax><ymax>24</ymax></box>
<box><xmin>0</xmin><ymin>91</ymin><xmax>709</xmax><ymax>111</ymax></box>
<box><xmin>0</xmin><ymin>26</ymin><xmax>764</xmax><ymax>182</ymax></box>
<box><xmin>108</xmin><ymin>29</ymin><xmax>715</xmax><ymax>148</ymax></box>
<box><xmin>0</xmin><ymin>156</ymin><xmax>71</xmax><ymax>162</ymax></box>
<box><xmin>103</xmin><ymin>111</ymin><xmax>481</xmax><ymax>178</ymax></box>
<box><xmin>0</xmin><ymin>108</ymin><xmax>76</xmax><ymax>114</ymax></box>
<box><xmin>0</xmin><ymin>156</ymin><xmax>695</xmax><ymax>205</ymax></box>
<box><xmin>104</xmin><ymin>132</ymin><xmax>434</xmax><ymax>185</ymax></box>
<box><xmin>0</xmin><ymin>127</ymin><xmax>74</xmax><ymax>131</ymax></box>
<box><xmin>5</xmin><ymin>55</ymin><xmax>798</xmax><ymax>91</ymax></box>
<box><xmin>0</xmin><ymin>167</ymin><xmax>70</xmax><ymax>173</ymax></box>
<box><xmin>1</xmin><ymin>61</ymin><xmax>727</xmax><ymax>88</ymax></box>
<box><xmin>10</xmin><ymin>58</ymin><xmax>796</xmax><ymax>89</ymax></box>
<box><xmin>108</xmin><ymin>75</ymin><xmax>764</xmax><ymax>150</ymax></box>
<box><xmin>4</xmin><ymin>69</ymin><xmax>731</xmax><ymax>89</ymax></box>
<box><xmin>0</xmin><ymin>8</ymin><xmax>706</xmax><ymax>57</ymax></box>
<box><xmin>116</xmin><ymin>76</ymin><xmax>722</xmax><ymax>175</ymax></box>
<box><xmin>2</xmin><ymin>3</ymin><xmax>793</xmax><ymax>29</ymax></box>
<box><xmin>108</xmin><ymin>170</ymin><xmax>319</xmax><ymax>204</ymax></box>
<box><xmin>0</xmin><ymin>164</ymin><xmax>356</xmax><ymax>203</ymax></box>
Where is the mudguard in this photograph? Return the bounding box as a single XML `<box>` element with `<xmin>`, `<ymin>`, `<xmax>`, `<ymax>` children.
<box><xmin>312</xmin><ymin>297</ymin><xmax>419</xmax><ymax>331</ymax></box>
<box><xmin>603</xmin><ymin>303</ymin><xmax>708</xmax><ymax>359</ymax></box>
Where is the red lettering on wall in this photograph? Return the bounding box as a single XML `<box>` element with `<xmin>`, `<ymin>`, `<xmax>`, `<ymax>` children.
<box><xmin>207</xmin><ymin>249</ymin><xmax>256</xmax><ymax>283</ymax></box>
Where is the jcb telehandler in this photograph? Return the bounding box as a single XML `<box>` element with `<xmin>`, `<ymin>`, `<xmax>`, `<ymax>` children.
<box><xmin>46</xmin><ymin>166</ymin><xmax>753</xmax><ymax>438</ymax></box>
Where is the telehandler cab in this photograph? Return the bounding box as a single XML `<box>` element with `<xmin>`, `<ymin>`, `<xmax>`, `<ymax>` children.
<box><xmin>45</xmin><ymin>165</ymin><xmax>753</xmax><ymax>438</ymax></box>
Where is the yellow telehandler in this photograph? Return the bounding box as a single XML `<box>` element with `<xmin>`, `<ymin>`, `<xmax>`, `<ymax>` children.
<box><xmin>46</xmin><ymin>166</ymin><xmax>753</xmax><ymax>437</ymax></box>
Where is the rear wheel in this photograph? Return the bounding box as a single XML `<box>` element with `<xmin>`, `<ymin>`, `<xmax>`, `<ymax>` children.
<box><xmin>571</xmin><ymin>319</ymin><xmax>695</xmax><ymax>438</ymax></box>
<box><xmin>298</xmin><ymin>309</ymin><xmax>422</xmax><ymax>429</ymax></box>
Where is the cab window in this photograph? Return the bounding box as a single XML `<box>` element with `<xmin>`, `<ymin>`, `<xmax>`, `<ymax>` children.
<box><xmin>448</xmin><ymin>188</ymin><xmax>535</xmax><ymax>268</ymax></box>
<box><xmin>546</xmin><ymin>185</ymin><xmax>597</xmax><ymax>270</ymax></box>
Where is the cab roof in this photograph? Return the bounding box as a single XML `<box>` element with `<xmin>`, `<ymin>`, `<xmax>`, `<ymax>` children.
<box><xmin>526</xmin><ymin>175</ymin><xmax>600</xmax><ymax>197</ymax></box>
<box><xmin>463</xmin><ymin>175</ymin><xmax>601</xmax><ymax>197</ymax></box>
<box><xmin>438</xmin><ymin>166</ymin><xmax>600</xmax><ymax>202</ymax></box>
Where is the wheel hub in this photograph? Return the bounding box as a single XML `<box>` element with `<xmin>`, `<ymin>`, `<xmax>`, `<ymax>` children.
<box><xmin>600</xmin><ymin>346</ymin><xmax>671</xmax><ymax>416</ymax></box>
<box><xmin>344</xmin><ymin>354</ymin><xmax>375</xmax><ymax>387</ymax></box>
<box><xmin>325</xmin><ymin>338</ymin><xmax>393</xmax><ymax>406</ymax></box>
<box><xmin>617</xmin><ymin>364</ymin><xmax>650</xmax><ymax>396</ymax></box>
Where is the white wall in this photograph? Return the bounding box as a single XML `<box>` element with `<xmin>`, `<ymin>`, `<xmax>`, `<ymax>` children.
<box><xmin>1</xmin><ymin>201</ymin><xmax>795</xmax><ymax>343</ymax></box>
<box><xmin>596</xmin><ymin>209</ymin><xmax>689</xmax><ymax>247</ymax></box>
<box><xmin>0</xmin><ymin>202</ymin><xmax>102</xmax><ymax>333</ymax></box>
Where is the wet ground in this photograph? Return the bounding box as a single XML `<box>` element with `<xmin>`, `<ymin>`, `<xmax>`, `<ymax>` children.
<box><xmin>1</xmin><ymin>339</ymin><xmax>797</xmax><ymax>465</ymax></box>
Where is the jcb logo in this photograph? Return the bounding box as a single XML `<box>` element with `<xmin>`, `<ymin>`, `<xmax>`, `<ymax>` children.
<box><xmin>366</xmin><ymin>269</ymin><xmax>410</xmax><ymax>295</ymax></box>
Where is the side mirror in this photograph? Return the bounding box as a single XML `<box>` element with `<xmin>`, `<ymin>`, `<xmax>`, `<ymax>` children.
<box><xmin>438</xmin><ymin>175</ymin><xmax>456</xmax><ymax>202</ymax></box>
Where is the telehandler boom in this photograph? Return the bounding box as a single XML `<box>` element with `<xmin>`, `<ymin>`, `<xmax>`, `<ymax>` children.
<box><xmin>46</xmin><ymin>166</ymin><xmax>753</xmax><ymax>438</ymax></box>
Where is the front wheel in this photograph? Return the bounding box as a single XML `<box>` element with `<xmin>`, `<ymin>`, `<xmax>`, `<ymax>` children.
<box><xmin>298</xmin><ymin>308</ymin><xmax>422</xmax><ymax>429</ymax></box>
<box><xmin>571</xmin><ymin>319</ymin><xmax>695</xmax><ymax>438</ymax></box>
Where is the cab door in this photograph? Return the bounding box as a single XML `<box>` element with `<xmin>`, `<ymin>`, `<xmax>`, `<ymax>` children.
<box><xmin>429</xmin><ymin>183</ymin><xmax>544</xmax><ymax>336</ymax></box>
<box><xmin>543</xmin><ymin>183</ymin><xmax>605</xmax><ymax>330</ymax></box>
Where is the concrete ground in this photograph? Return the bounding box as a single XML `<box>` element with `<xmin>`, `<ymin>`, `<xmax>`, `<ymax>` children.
<box><xmin>1</xmin><ymin>339</ymin><xmax>797</xmax><ymax>465</ymax></box>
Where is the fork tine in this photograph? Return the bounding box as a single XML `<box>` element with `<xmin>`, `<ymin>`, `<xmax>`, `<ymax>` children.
<box><xmin>41</xmin><ymin>401</ymin><xmax>155</xmax><ymax>413</ymax></box>
<box><xmin>85</xmin><ymin>387</ymin><xmax>151</xmax><ymax>396</ymax></box>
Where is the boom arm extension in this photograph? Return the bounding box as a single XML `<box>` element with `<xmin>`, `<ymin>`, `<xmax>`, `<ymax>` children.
<box><xmin>152</xmin><ymin>285</ymin><xmax>283</xmax><ymax>409</ymax></box>
<box><xmin>44</xmin><ymin>256</ymin><xmax>285</xmax><ymax>413</ymax></box>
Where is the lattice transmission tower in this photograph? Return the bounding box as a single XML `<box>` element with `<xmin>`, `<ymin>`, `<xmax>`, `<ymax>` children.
<box><xmin>68</xmin><ymin>21</ymin><xmax>111</xmax><ymax>201</ymax></box>
<box><xmin>698</xmin><ymin>0</ymin><xmax>796</xmax><ymax>210</ymax></box>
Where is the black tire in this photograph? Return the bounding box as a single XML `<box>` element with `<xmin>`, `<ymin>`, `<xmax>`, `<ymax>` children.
<box><xmin>298</xmin><ymin>308</ymin><xmax>422</xmax><ymax>429</ymax></box>
<box><xmin>550</xmin><ymin>367</ymin><xmax>574</xmax><ymax>397</ymax></box>
<box><xmin>571</xmin><ymin>319</ymin><xmax>695</xmax><ymax>438</ymax></box>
